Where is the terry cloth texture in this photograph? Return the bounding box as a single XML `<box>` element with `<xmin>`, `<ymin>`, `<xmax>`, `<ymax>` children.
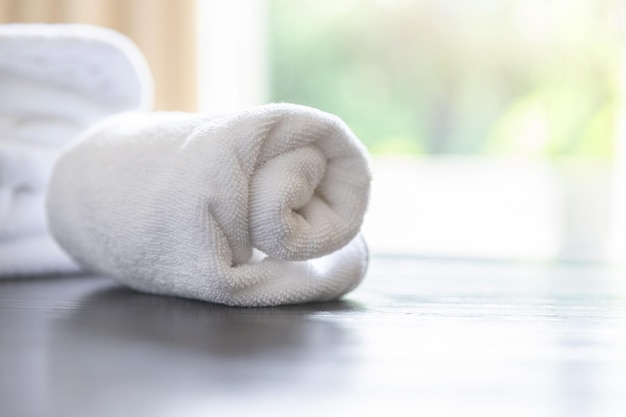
<box><xmin>0</xmin><ymin>23</ymin><xmax>153</xmax><ymax>276</ymax></box>
<box><xmin>48</xmin><ymin>104</ymin><xmax>372</xmax><ymax>306</ymax></box>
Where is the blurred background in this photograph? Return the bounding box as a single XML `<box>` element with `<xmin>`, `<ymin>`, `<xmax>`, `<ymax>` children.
<box><xmin>2</xmin><ymin>0</ymin><xmax>625</xmax><ymax>264</ymax></box>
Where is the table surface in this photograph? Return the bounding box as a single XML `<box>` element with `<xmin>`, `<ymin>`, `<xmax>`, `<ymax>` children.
<box><xmin>1</xmin><ymin>258</ymin><xmax>625</xmax><ymax>417</ymax></box>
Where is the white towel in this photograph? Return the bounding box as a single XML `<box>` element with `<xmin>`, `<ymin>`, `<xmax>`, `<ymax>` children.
<box><xmin>48</xmin><ymin>104</ymin><xmax>372</xmax><ymax>306</ymax></box>
<box><xmin>0</xmin><ymin>24</ymin><xmax>152</xmax><ymax>276</ymax></box>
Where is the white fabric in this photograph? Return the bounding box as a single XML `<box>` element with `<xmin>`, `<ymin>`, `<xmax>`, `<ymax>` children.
<box><xmin>0</xmin><ymin>24</ymin><xmax>152</xmax><ymax>276</ymax></box>
<box><xmin>48</xmin><ymin>104</ymin><xmax>372</xmax><ymax>306</ymax></box>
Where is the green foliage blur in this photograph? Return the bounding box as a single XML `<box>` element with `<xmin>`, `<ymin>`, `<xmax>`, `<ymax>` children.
<box><xmin>268</xmin><ymin>0</ymin><xmax>622</xmax><ymax>156</ymax></box>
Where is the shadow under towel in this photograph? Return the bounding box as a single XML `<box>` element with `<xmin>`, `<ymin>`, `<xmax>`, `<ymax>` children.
<box><xmin>47</xmin><ymin>104</ymin><xmax>372</xmax><ymax>306</ymax></box>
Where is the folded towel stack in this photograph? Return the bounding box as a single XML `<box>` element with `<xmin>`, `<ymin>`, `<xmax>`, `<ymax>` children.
<box><xmin>0</xmin><ymin>24</ymin><xmax>152</xmax><ymax>276</ymax></box>
<box><xmin>48</xmin><ymin>104</ymin><xmax>372</xmax><ymax>306</ymax></box>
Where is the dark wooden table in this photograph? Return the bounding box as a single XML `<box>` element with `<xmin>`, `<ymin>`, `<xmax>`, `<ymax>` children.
<box><xmin>1</xmin><ymin>258</ymin><xmax>625</xmax><ymax>417</ymax></box>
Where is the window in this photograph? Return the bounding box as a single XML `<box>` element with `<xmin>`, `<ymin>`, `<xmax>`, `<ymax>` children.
<box><xmin>198</xmin><ymin>0</ymin><xmax>626</xmax><ymax>263</ymax></box>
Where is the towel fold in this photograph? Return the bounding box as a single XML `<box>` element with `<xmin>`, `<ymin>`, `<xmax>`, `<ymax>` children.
<box><xmin>0</xmin><ymin>24</ymin><xmax>152</xmax><ymax>276</ymax></box>
<box><xmin>48</xmin><ymin>104</ymin><xmax>372</xmax><ymax>306</ymax></box>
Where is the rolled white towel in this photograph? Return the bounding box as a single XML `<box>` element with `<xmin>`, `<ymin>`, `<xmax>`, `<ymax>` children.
<box><xmin>0</xmin><ymin>23</ymin><xmax>152</xmax><ymax>276</ymax></box>
<box><xmin>48</xmin><ymin>104</ymin><xmax>372</xmax><ymax>306</ymax></box>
